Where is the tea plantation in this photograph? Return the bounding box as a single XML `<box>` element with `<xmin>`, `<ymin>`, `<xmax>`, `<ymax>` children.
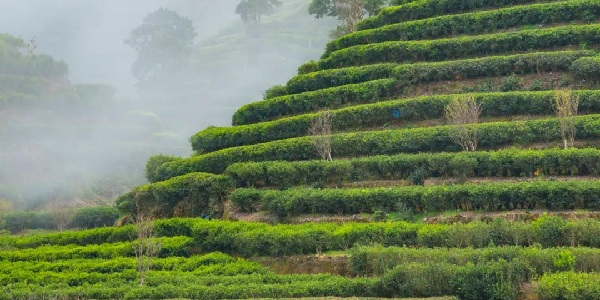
<box><xmin>7</xmin><ymin>0</ymin><xmax>600</xmax><ymax>299</ymax></box>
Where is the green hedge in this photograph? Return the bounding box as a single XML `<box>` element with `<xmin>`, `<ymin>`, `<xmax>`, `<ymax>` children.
<box><xmin>358</xmin><ymin>0</ymin><xmax>559</xmax><ymax>30</ymax></box>
<box><xmin>350</xmin><ymin>245</ymin><xmax>600</xmax><ymax>277</ymax></box>
<box><xmin>0</xmin><ymin>236</ymin><xmax>192</xmax><ymax>261</ymax></box>
<box><xmin>538</xmin><ymin>272</ymin><xmax>600</xmax><ymax>300</ymax></box>
<box><xmin>286</xmin><ymin>63</ymin><xmax>396</xmax><ymax>94</ymax></box>
<box><xmin>153</xmin><ymin>114</ymin><xmax>600</xmax><ymax>182</ymax></box>
<box><xmin>326</xmin><ymin>0</ymin><xmax>600</xmax><ymax>55</ymax></box>
<box><xmin>232</xmin><ymin>78</ymin><xmax>398</xmax><ymax>126</ymax></box>
<box><xmin>231</xmin><ymin>180</ymin><xmax>600</xmax><ymax>216</ymax></box>
<box><xmin>321</xmin><ymin>24</ymin><xmax>600</xmax><ymax>69</ymax></box>
<box><xmin>152</xmin><ymin>217</ymin><xmax>600</xmax><ymax>256</ymax></box>
<box><xmin>233</xmin><ymin>50</ymin><xmax>593</xmax><ymax>126</ymax></box>
<box><xmin>226</xmin><ymin>148</ymin><xmax>600</xmax><ymax>189</ymax></box>
<box><xmin>68</xmin><ymin>206</ymin><xmax>120</xmax><ymax>229</ymax></box>
<box><xmin>394</xmin><ymin>50</ymin><xmax>595</xmax><ymax>84</ymax></box>
<box><xmin>193</xmin><ymin>90</ymin><xmax>600</xmax><ymax>153</ymax></box>
<box><xmin>0</xmin><ymin>211</ymin><xmax>55</xmax><ymax>233</ymax></box>
<box><xmin>572</xmin><ymin>56</ymin><xmax>600</xmax><ymax>82</ymax></box>
<box><xmin>115</xmin><ymin>172</ymin><xmax>233</xmax><ymax>218</ymax></box>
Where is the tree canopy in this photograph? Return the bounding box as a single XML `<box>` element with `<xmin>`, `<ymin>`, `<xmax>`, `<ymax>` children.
<box><xmin>235</xmin><ymin>0</ymin><xmax>282</xmax><ymax>24</ymax></box>
<box><xmin>308</xmin><ymin>0</ymin><xmax>388</xmax><ymax>36</ymax></box>
<box><xmin>125</xmin><ymin>8</ymin><xmax>196</xmax><ymax>82</ymax></box>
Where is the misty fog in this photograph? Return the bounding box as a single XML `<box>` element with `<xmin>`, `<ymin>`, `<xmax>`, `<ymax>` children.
<box><xmin>0</xmin><ymin>0</ymin><xmax>335</xmax><ymax>209</ymax></box>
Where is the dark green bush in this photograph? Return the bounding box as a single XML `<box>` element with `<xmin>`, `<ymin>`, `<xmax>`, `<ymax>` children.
<box><xmin>232</xmin><ymin>78</ymin><xmax>398</xmax><ymax>125</ymax></box>
<box><xmin>157</xmin><ymin>114</ymin><xmax>600</xmax><ymax>181</ymax></box>
<box><xmin>327</xmin><ymin>0</ymin><xmax>600</xmax><ymax>55</ymax></box>
<box><xmin>262</xmin><ymin>85</ymin><xmax>287</xmax><ymax>99</ymax></box>
<box><xmin>394</xmin><ymin>50</ymin><xmax>595</xmax><ymax>84</ymax></box>
<box><xmin>0</xmin><ymin>211</ymin><xmax>54</xmax><ymax>233</ymax></box>
<box><xmin>571</xmin><ymin>56</ymin><xmax>600</xmax><ymax>82</ymax></box>
<box><xmin>321</xmin><ymin>25</ymin><xmax>600</xmax><ymax>69</ymax></box>
<box><xmin>286</xmin><ymin>63</ymin><xmax>396</xmax><ymax>94</ymax></box>
<box><xmin>231</xmin><ymin>180</ymin><xmax>600</xmax><ymax>217</ymax></box>
<box><xmin>145</xmin><ymin>154</ymin><xmax>180</xmax><ymax>183</ymax></box>
<box><xmin>193</xmin><ymin>90</ymin><xmax>600</xmax><ymax>153</ymax></box>
<box><xmin>128</xmin><ymin>172</ymin><xmax>234</xmax><ymax>219</ymax></box>
<box><xmin>68</xmin><ymin>206</ymin><xmax>120</xmax><ymax>229</ymax></box>
<box><xmin>359</xmin><ymin>0</ymin><xmax>558</xmax><ymax>30</ymax></box>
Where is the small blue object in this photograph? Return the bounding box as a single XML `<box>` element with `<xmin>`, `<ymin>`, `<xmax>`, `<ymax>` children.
<box><xmin>392</xmin><ymin>108</ymin><xmax>401</xmax><ymax>119</ymax></box>
<box><xmin>201</xmin><ymin>214</ymin><xmax>208</xmax><ymax>219</ymax></box>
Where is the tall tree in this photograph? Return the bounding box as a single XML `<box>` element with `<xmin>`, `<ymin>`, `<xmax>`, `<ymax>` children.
<box><xmin>236</xmin><ymin>0</ymin><xmax>282</xmax><ymax>24</ymax></box>
<box><xmin>125</xmin><ymin>8</ymin><xmax>196</xmax><ymax>82</ymax></box>
<box><xmin>308</xmin><ymin>0</ymin><xmax>389</xmax><ymax>37</ymax></box>
<box><xmin>553</xmin><ymin>90</ymin><xmax>579</xmax><ymax>149</ymax></box>
<box><xmin>445</xmin><ymin>94</ymin><xmax>481</xmax><ymax>152</ymax></box>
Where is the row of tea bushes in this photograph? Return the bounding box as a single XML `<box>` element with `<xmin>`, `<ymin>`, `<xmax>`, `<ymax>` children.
<box><xmin>226</xmin><ymin>147</ymin><xmax>600</xmax><ymax>188</ymax></box>
<box><xmin>0</xmin><ymin>236</ymin><xmax>192</xmax><ymax>262</ymax></box>
<box><xmin>359</xmin><ymin>0</ymin><xmax>559</xmax><ymax>30</ymax></box>
<box><xmin>324</xmin><ymin>0</ymin><xmax>600</xmax><ymax>55</ymax></box>
<box><xmin>151</xmin><ymin>217</ymin><xmax>600</xmax><ymax>256</ymax></box>
<box><xmin>231</xmin><ymin>179</ymin><xmax>600</xmax><ymax>216</ymax></box>
<box><xmin>236</xmin><ymin>50</ymin><xmax>593</xmax><ymax>125</ymax></box>
<box><xmin>349</xmin><ymin>245</ymin><xmax>600</xmax><ymax>276</ymax></box>
<box><xmin>152</xmin><ymin>114</ymin><xmax>600</xmax><ymax>182</ymax></box>
<box><xmin>286</xmin><ymin>63</ymin><xmax>396</xmax><ymax>94</ymax></box>
<box><xmin>393</xmin><ymin>50</ymin><xmax>595</xmax><ymax>84</ymax></box>
<box><xmin>321</xmin><ymin>24</ymin><xmax>600</xmax><ymax>69</ymax></box>
<box><xmin>4</xmin><ymin>217</ymin><xmax>600</xmax><ymax>255</ymax></box>
<box><xmin>194</xmin><ymin>90</ymin><xmax>600</xmax><ymax>153</ymax></box>
<box><xmin>232</xmin><ymin>78</ymin><xmax>397</xmax><ymax>126</ymax></box>
<box><xmin>538</xmin><ymin>272</ymin><xmax>600</xmax><ymax>300</ymax></box>
<box><xmin>115</xmin><ymin>172</ymin><xmax>234</xmax><ymax>218</ymax></box>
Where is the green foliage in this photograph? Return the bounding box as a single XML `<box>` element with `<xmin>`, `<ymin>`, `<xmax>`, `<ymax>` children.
<box><xmin>230</xmin><ymin>180</ymin><xmax>600</xmax><ymax>216</ymax></box>
<box><xmin>145</xmin><ymin>154</ymin><xmax>180</xmax><ymax>183</ymax></box>
<box><xmin>533</xmin><ymin>215</ymin><xmax>569</xmax><ymax>247</ymax></box>
<box><xmin>0</xmin><ymin>34</ymin><xmax>68</xmax><ymax>78</ymax></box>
<box><xmin>193</xmin><ymin>90</ymin><xmax>600</xmax><ymax>153</ymax></box>
<box><xmin>393</xmin><ymin>50</ymin><xmax>595</xmax><ymax>84</ymax></box>
<box><xmin>68</xmin><ymin>207</ymin><xmax>120</xmax><ymax>229</ymax></box>
<box><xmin>571</xmin><ymin>56</ymin><xmax>600</xmax><ymax>82</ymax></box>
<box><xmin>286</xmin><ymin>63</ymin><xmax>396</xmax><ymax>94</ymax></box>
<box><xmin>158</xmin><ymin>114</ymin><xmax>600</xmax><ymax>181</ymax></box>
<box><xmin>359</xmin><ymin>0</ymin><xmax>558</xmax><ymax>30</ymax></box>
<box><xmin>232</xmin><ymin>78</ymin><xmax>397</xmax><ymax>125</ymax></box>
<box><xmin>125</xmin><ymin>8</ymin><xmax>196</xmax><ymax>82</ymax></box>
<box><xmin>127</xmin><ymin>172</ymin><xmax>234</xmax><ymax>219</ymax></box>
<box><xmin>262</xmin><ymin>84</ymin><xmax>287</xmax><ymax>99</ymax></box>
<box><xmin>321</xmin><ymin>25</ymin><xmax>600</xmax><ymax>69</ymax></box>
<box><xmin>538</xmin><ymin>272</ymin><xmax>600</xmax><ymax>300</ymax></box>
<box><xmin>327</xmin><ymin>0</ymin><xmax>600</xmax><ymax>55</ymax></box>
<box><xmin>297</xmin><ymin>60</ymin><xmax>319</xmax><ymax>74</ymax></box>
<box><xmin>236</xmin><ymin>0</ymin><xmax>282</xmax><ymax>24</ymax></box>
<box><xmin>0</xmin><ymin>211</ymin><xmax>54</xmax><ymax>233</ymax></box>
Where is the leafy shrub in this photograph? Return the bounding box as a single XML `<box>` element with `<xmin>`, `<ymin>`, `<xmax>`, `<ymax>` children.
<box><xmin>327</xmin><ymin>0</ymin><xmax>600</xmax><ymax>54</ymax></box>
<box><xmin>158</xmin><ymin>114</ymin><xmax>600</xmax><ymax>181</ymax></box>
<box><xmin>231</xmin><ymin>179</ymin><xmax>600</xmax><ymax>217</ymax></box>
<box><xmin>321</xmin><ymin>24</ymin><xmax>600</xmax><ymax>69</ymax></box>
<box><xmin>0</xmin><ymin>211</ymin><xmax>55</xmax><ymax>233</ymax></box>
<box><xmin>262</xmin><ymin>85</ymin><xmax>287</xmax><ymax>99</ymax></box>
<box><xmin>68</xmin><ymin>206</ymin><xmax>120</xmax><ymax>229</ymax></box>
<box><xmin>286</xmin><ymin>63</ymin><xmax>396</xmax><ymax>94</ymax></box>
<box><xmin>571</xmin><ymin>56</ymin><xmax>600</xmax><ymax>82</ymax></box>
<box><xmin>538</xmin><ymin>272</ymin><xmax>600</xmax><ymax>300</ymax></box>
<box><xmin>359</xmin><ymin>0</ymin><xmax>558</xmax><ymax>30</ymax></box>
<box><xmin>393</xmin><ymin>50</ymin><xmax>595</xmax><ymax>84</ymax></box>
<box><xmin>232</xmin><ymin>78</ymin><xmax>398</xmax><ymax>125</ymax></box>
<box><xmin>193</xmin><ymin>90</ymin><xmax>600</xmax><ymax>153</ymax></box>
<box><xmin>127</xmin><ymin>172</ymin><xmax>234</xmax><ymax>219</ymax></box>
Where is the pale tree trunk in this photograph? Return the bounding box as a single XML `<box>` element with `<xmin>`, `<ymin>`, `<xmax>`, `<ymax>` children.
<box><xmin>309</xmin><ymin>111</ymin><xmax>334</xmax><ymax>161</ymax></box>
<box><xmin>445</xmin><ymin>94</ymin><xmax>481</xmax><ymax>152</ymax></box>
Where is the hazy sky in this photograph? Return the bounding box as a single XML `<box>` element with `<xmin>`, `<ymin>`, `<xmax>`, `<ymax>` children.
<box><xmin>0</xmin><ymin>0</ymin><xmax>239</xmax><ymax>97</ymax></box>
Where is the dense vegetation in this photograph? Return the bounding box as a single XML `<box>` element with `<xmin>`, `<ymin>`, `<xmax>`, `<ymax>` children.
<box><xmin>7</xmin><ymin>0</ymin><xmax>600</xmax><ymax>298</ymax></box>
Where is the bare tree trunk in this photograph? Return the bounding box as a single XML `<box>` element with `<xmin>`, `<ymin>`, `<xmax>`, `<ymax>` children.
<box><xmin>553</xmin><ymin>90</ymin><xmax>579</xmax><ymax>149</ymax></box>
<box><xmin>49</xmin><ymin>197</ymin><xmax>69</xmax><ymax>232</ymax></box>
<box><xmin>308</xmin><ymin>111</ymin><xmax>334</xmax><ymax>161</ymax></box>
<box><xmin>445</xmin><ymin>94</ymin><xmax>481</xmax><ymax>151</ymax></box>
<box><xmin>134</xmin><ymin>212</ymin><xmax>161</xmax><ymax>287</ymax></box>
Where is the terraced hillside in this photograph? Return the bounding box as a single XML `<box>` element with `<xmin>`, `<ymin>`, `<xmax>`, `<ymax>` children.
<box><xmin>9</xmin><ymin>0</ymin><xmax>600</xmax><ymax>299</ymax></box>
